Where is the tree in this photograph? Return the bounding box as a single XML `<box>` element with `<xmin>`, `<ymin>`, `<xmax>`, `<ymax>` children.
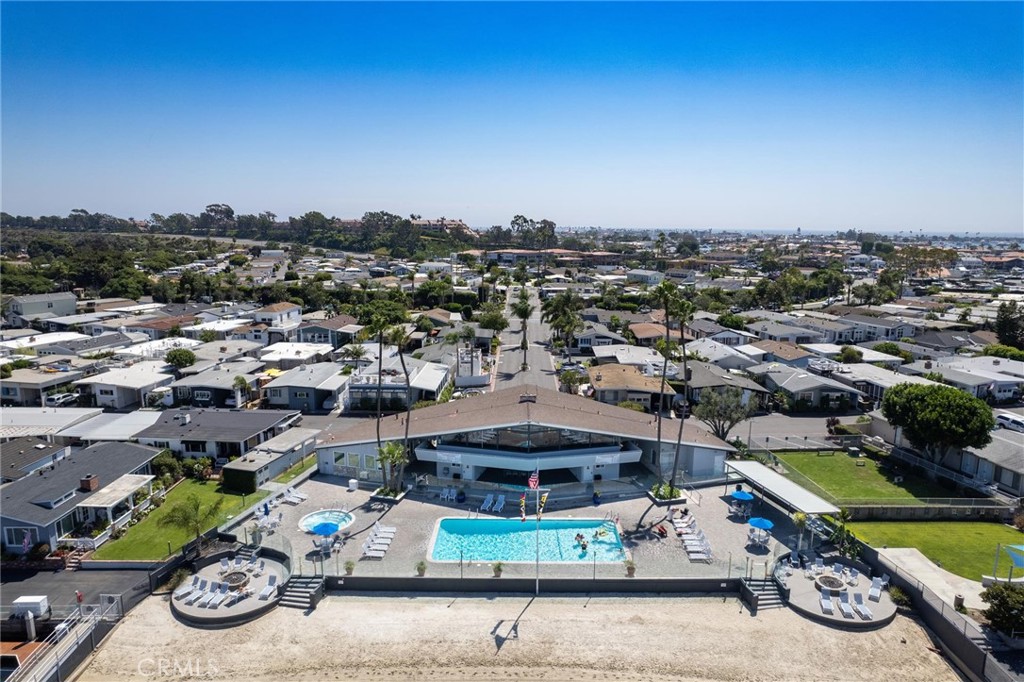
<box><xmin>165</xmin><ymin>348</ymin><xmax>197</xmax><ymax>369</ymax></box>
<box><xmin>512</xmin><ymin>299</ymin><xmax>535</xmax><ymax>367</ymax></box>
<box><xmin>386</xmin><ymin>324</ymin><xmax>414</xmax><ymax>486</ymax></box>
<box><xmin>617</xmin><ymin>400</ymin><xmax>646</xmax><ymax>412</ymax></box>
<box><xmin>982</xmin><ymin>344</ymin><xmax>1024</xmax><ymax>362</ymax></box>
<box><xmin>199</xmin><ymin>329</ymin><xmax>217</xmax><ymax>343</ymax></box>
<box><xmin>692</xmin><ymin>387</ymin><xmax>756</xmax><ymax>442</ymax></box>
<box><xmin>477</xmin><ymin>310</ymin><xmax>509</xmax><ymax>336</ymax></box>
<box><xmin>837</xmin><ymin>346</ymin><xmax>863</xmax><ymax>363</ymax></box>
<box><xmin>376</xmin><ymin>441</ymin><xmax>408</xmax><ymax>494</ymax></box>
<box><xmin>995</xmin><ymin>302</ymin><xmax>1024</xmax><ymax>350</ymax></box>
<box><xmin>151</xmin><ymin>450</ymin><xmax>182</xmax><ymax>481</ymax></box>
<box><xmin>232</xmin><ymin>375</ymin><xmax>250</xmax><ymax>408</ymax></box>
<box><xmin>980</xmin><ymin>583</ymin><xmax>1024</xmax><ymax>636</ymax></box>
<box><xmin>881</xmin><ymin>383</ymin><xmax>994</xmax><ymax>467</ymax></box>
<box><xmin>559</xmin><ymin>369</ymin><xmax>584</xmax><ymax>395</ymax></box>
<box><xmin>873</xmin><ymin>342</ymin><xmax>913</xmax><ymax>363</ymax></box>
<box><xmin>157</xmin><ymin>493</ymin><xmax>224</xmax><ymax>555</ymax></box>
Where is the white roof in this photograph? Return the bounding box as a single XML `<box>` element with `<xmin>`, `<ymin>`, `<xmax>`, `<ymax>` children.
<box><xmin>57</xmin><ymin>410</ymin><xmax>164</xmax><ymax>441</ymax></box>
<box><xmin>260</xmin><ymin>343</ymin><xmax>333</xmax><ymax>361</ymax></box>
<box><xmin>79</xmin><ymin>474</ymin><xmax>154</xmax><ymax>508</ymax></box>
<box><xmin>0</xmin><ymin>332</ymin><xmax>90</xmax><ymax>351</ymax></box>
<box><xmin>802</xmin><ymin>344</ymin><xmax>903</xmax><ymax>364</ymax></box>
<box><xmin>117</xmin><ymin>337</ymin><xmax>201</xmax><ymax>358</ymax></box>
<box><xmin>725</xmin><ymin>460</ymin><xmax>840</xmax><ymax>515</ymax></box>
<box><xmin>187</xmin><ymin>318</ymin><xmax>254</xmax><ymax>332</ymax></box>
<box><xmin>256</xmin><ymin>427</ymin><xmax>320</xmax><ymax>454</ymax></box>
<box><xmin>74</xmin><ymin>362</ymin><xmax>174</xmax><ymax>390</ymax></box>
<box><xmin>0</xmin><ymin>407</ymin><xmax>103</xmax><ymax>439</ymax></box>
<box><xmin>410</xmin><ymin>363</ymin><xmax>450</xmax><ymax>392</ymax></box>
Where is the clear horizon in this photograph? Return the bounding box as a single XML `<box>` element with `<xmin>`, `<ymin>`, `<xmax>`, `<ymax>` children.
<box><xmin>2</xmin><ymin>2</ymin><xmax>1022</xmax><ymax>234</ymax></box>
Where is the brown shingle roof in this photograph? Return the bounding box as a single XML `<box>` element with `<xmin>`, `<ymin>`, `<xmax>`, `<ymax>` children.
<box><xmin>258</xmin><ymin>302</ymin><xmax>300</xmax><ymax>313</ymax></box>
<box><xmin>750</xmin><ymin>340</ymin><xmax>813</xmax><ymax>361</ymax></box>
<box><xmin>587</xmin><ymin>364</ymin><xmax>675</xmax><ymax>394</ymax></box>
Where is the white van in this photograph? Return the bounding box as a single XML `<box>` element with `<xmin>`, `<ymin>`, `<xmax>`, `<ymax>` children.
<box><xmin>994</xmin><ymin>413</ymin><xmax>1024</xmax><ymax>433</ymax></box>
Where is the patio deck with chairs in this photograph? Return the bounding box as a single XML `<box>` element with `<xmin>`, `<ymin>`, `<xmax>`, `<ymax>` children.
<box><xmin>170</xmin><ymin>554</ymin><xmax>288</xmax><ymax>627</ymax></box>
<box><xmin>781</xmin><ymin>557</ymin><xmax>898</xmax><ymax>629</ymax></box>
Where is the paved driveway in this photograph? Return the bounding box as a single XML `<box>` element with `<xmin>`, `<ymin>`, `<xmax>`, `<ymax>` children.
<box><xmin>2</xmin><ymin>569</ymin><xmax>148</xmax><ymax>609</ymax></box>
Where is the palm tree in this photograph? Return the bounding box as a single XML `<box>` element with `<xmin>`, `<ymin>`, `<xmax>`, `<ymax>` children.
<box><xmin>650</xmin><ymin>281</ymin><xmax>681</xmax><ymax>471</ymax></box>
<box><xmin>669</xmin><ymin>298</ymin><xmax>696</xmax><ymax>491</ymax></box>
<box><xmin>363</xmin><ymin>314</ymin><xmax>391</xmax><ymax>455</ymax></box>
<box><xmin>540</xmin><ymin>290</ymin><xmax>584</xmax><ymax>351</ymax></box>
<box><xmin>792</xmin><ymin>512</ymin><xmax>808</xmax><ymax>553</ymax></box>
<box><xmin>376</xmin><ymin>441</ymin><xmax>408</xmax><ymax>493</ymax></box>
<box><xmin>339</xmin><ymin>343</ymin><xmax>367</xmax><ymax>366</ymax></box>
<box><xmin>512</xmin><ymin>299</ymin><xmax>535</xmax><ymax>368</ymax></box>
<box><xmin>232</xmin><ymin>375</ymin><xmax>249</xmax><ymax>408</ymax></box>
<box><xmin>158</xmin><ymin>493</ymin><xmax>224</xmax><ymax>556</ymax></box>
<box><xmin>385</xmin><ymin>324</ymin><xmax>413</xmax><ymax>487</ymax></box>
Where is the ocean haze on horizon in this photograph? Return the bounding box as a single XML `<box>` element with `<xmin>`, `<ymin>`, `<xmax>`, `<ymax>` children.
<box><xmin>2</xmin><ymin>2</ymin><xmax>1021</xmax><ymax>234</ymax></box>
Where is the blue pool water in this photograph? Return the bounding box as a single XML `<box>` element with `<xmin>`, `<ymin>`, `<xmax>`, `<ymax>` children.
<box><xmin>298</xmin><ymin>510</ymin><xmax>354</xmax><ymax>535</ymax></box>
<box><xmin>430</xmin><ymin>518</ymin><xmax>624</xmax><ymax>563</ymax></box>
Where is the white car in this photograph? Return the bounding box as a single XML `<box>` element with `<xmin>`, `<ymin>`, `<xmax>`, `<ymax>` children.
<box><xmin>45</xmin><ymin>392</ymin><xmax>80</xmax><ymax>407</ymax></box>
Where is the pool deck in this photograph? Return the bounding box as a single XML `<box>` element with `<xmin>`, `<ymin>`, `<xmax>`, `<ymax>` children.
<box><xmin>170</xmin><ymin>557</ymin><xmax>287</xmax><ymax>626</ymax></box>
<box><xmin>251</xmin><ymin>474</ymin><xmax>845</xmax><ymax>581</ymax></box>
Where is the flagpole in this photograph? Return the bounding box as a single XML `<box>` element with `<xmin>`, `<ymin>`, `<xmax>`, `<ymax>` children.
<box><xmin>535</xmin><ymin>458</ymin><xmax>540</xmax><ymax>596</ymax></box>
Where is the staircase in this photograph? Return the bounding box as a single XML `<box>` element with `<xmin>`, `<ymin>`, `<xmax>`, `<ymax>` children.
<box><xmin>279</xmin><ymin>577</ymin><xmax>324</xmax><ymax>611</ymax></box>
<box><xmin>236</xmin><ymin>544</ymin><xmax>261</xmax><ymax>562</ymax></box>
<box><xmin>64</xmin><ymin>548</ymin><xmax>86</xmax><ymax>571</ymax></box>
<box><xmin>744</xmin><ymin>577</ymin><xmax>786</xmax><ymax>611</ymax></box>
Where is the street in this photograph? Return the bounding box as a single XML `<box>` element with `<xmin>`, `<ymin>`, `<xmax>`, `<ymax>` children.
<box><xmin>494</xmin><ymin>285</ymin><xmax>559</xmax><ymax>391</ymax></box>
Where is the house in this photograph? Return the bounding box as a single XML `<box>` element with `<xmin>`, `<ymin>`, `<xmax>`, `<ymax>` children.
<box><xmin>124</xmin><ymin>315</ymin><xmax>199</xmax><ymax>340</ymax></box>
<box><xmin>1</xmin><ymin>366</ymin><xmax>85</xmax><ymax>407</ymax></box>
<box><xmin>0</xmin><ymin>442</ymin><xmax>161</xmax><ymax>554</ymax></box>
<box><xmin>0</xmin><ymin>407</ymin><xmax>103</xmax><ymax>443</ymax></box>
<box><xmin>839</xmin><ymin>314</ymin><xmax>918</xmax><ymax>342</ymax></box>
<box><xmin>685</xmin><ymin>320</ymin><xmax>753</xmax><ymax>347</ymax></box>
<box><xmin>316</xmin><ymin>384</ymin><xmax>734</xmax><ymax>487</ymax></box>
<box><xmin>857</xmin><ymin>339</ymin><xmax>951</xmax><ymax>362</ymax></box>
<box><xmin>180</xmin><ymin>318</ymin><xmax>255</xmax><ymax>341</ymax></box>
<box><xmin>253</xmin><ymin>302</ymin><xmax>302</xmax><ymax>343</ymax></box>
<box><xmin>5</xmin><ymin>293</ymin><xmax>78</xmax><ymax>328</ymax></box>
<box><xmin>170</xmin><ymin>359</ymin><xmax>263</xmax><ymax>408</ymax></box>
<box><xmin>740</xmin><ymin>340</ymin><xmax>815</xmax><ymax>368</ymax></box>
<box><xmin>787</xmin><ymin>317</ymin><xmax>856</xmax><ymax>344</ymax></box>
<box><xmin>135</xmin><ymin>407</ymin><xmax>301</xmax><ymax>460</ymax></box>
<box><xmin>683</xmin><ymin>362</ymin><xmax>768</xmax><ymax>408</ymax></box>
<box><xmin>417</xmin><ymin>309</ymin><xmax>463</xmax><ymax>328</ymax></box>
<box><xmin>912</xmin><ymin>330</ymin><xmax>990</xmax><ymax>354</ymax></box>
<box><xmin>0</xmin><ymin>332</ymin><xmax>90</xmax><ymax>356</ymax></box>
<box><xmin>572</xmin><ymin>323</ymin><xmax>628</xmax><ymax>353</ymax></box>
<box><xmin>73</xmin><ymin>361</ymin><xmax>175</xmax><ymax>410</ymax></box>
<box><xmin>295</xmin><ymin>315</ymin><xmax>359</xmax><ymax>348</ymax></box>
<box><xmin>625</xmin><ymin>269</ymin><xmax>665</xmax><ymax>286</ymax></box>
<box><xmin>55</xmin><ymin>410</ymin><xmax>164</xmax><ymax>446</ymax></box>
<box><xmin>627</xmin><ymin>323</ymin><xmax>690</xmax><ymax>348</ymax></box>
<box><xmin>220</xmin><ymin>428</ymin><xmax>320</xmax><ymax>494</ymax></box>
<box><xmin>685</xmin><ymin>338</ymin><xmax>758</xmax><ymax>371</ymax></box>
<box><xmin>801</xmin><ymin>343</ymin><xmax>904</xmax><ymax>370</ymax></box>
<box><xmin>39</xmin><ymin>311</ymin><xmax>126</xmax><ymax>334</ymax></box>
<box><xmin>259</xmin><ymin>342</ymin><xmax>334</xmax><ymax>370</ymax></box>
<box><xmin>346</xmin><ymin>353</ymin><xmax>452</xmax><ymax>412</ymax></box>
<box><xmin>115</xmin><ymin>337</ymin><xmax>202</xmax><ymax>361</ymax></box>
<box><xmin>747</xmin><ymin>363</ymin><xmax>863</xmax><ymax>411</ymax></box>
<box><xmin>35</xmin><ymin>332</ymin><xmax>144</xmax><ymax>357</ymax></box>
<box><xmin>0</xmin><ymin>438</ymin><xmax>70</xmax><ymax>483</ymax></box>
<box><xmin>591</xmin><ymin>345</ymin><xmax>679</xmax><ymax>378</ymax></box>
<box><xmin>263</xmin><ymin>363</ymin><xmax>349</xmax><ymax>413</ymax></box>
<box><xmin>587</xmin><ymin>364</ymin><xmax>675</xmax><ymax>413</ymax></box>
<box><xmin>746</xmin><ymin>321</ymin><xmax>825</xmax><ymax>345</ymax></box>
<box><xmin>900</xmin><ymin>360</ymin><xmax>1023</xmax><ymax>402</ymax></box>
<box><xmin>828</xmin><ymin>363</ymin><xmax>941</xmax><ymax>408</ymax></box>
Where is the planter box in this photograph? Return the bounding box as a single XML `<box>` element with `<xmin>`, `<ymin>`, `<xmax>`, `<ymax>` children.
<box><xmin>370</xmin><ymin>489</ymin><xmax>408</xmax><ymax>504</ymax></box>
<box><xmin>645</xmin><ymin>491</ymin><xmax>688</xmax><ymax>507</ymax></box>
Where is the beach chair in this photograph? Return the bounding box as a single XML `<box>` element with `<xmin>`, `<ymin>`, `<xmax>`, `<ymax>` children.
<box><xmin>374</xmin><ymin>520</ymin><xmax>397</xmax><ymax>535</ymax></box>
<box><xmin>362</xmin><ymin>543</ymin><xmax>386</xmax><ymax>559</ymax></box>
<box><xmin>208</xmin><ymin>584</ymin><xmax>230</xmax><ymax>608</ymax></box>
<box><xmin>688</xmin><ymin>549</ymin><xmax>713</xmax><ymax>563</ymax></box>
<box><xmin>789</xmin><ymin>550</ymin><xmax>801</xmax><ymax>569</ymax></box>
<box><xmin>853</xmin><ymin>593</ymin><xmax>874</xmax><ymax>620</ymax></box>
<box><xmin>814</xmin><ymin>558</ymin><xmax>825</xmax><ymax>575</ymax></box>
<box><xmin>879</xmin><ymin>573</ymin><xmax>890</xmax><ymax>590</ymax></box>
<box><xmin>173</xmin><ymin>575</ymin><xmax>199</xmax><ymax>600</ymax></box>
<box><xmin>283</xmin><ymin>494</ymin><xmax>302</xmax><ymax>505</ymax></box>
<box><xmin>218</xmin><ymin>558</ymin><xmax>230</xmax><ymax>575</ymax></box>
<box><xmin>838</xmin><ymin>592</ymin><xmax>855</xmax><ymax>618</ymax></box>
<box><xmin>868</xmin><ymin>578</ymin><xmax>882</xmax><ymax>602</ymax></box>
<box><xmin>847</xmin><ymin>568</ymin><xmax>859</xmax><ymax>586</ymax></box>
<box><xmin>832</xmin><ymin>563</ymin><xmax>844</xmax><ymax>577</ymax></box>
<box><xmin>183</xmin><ymin>579</ymin><xmax>208</xmax><ymax>605</ymax></box>
<box><xmin>258</xmin><ymin>575</ymin><xmax>278</xmax><ymax>600</ymax></box>
<box><xmin>286</xmin><ymin>487</ymin><xmax>309</xmax><ymax>501</ymax></box>
<box><xmin>254</xmin><ymin>559</ymin><xmax>266</xmax><ymax>577</ymax></box>
<box><xmin>366</xmin><ymin>535</ymin><xmax>392</xmax><ymax>548</ymax></box>
<box><xmin>673</xmin><ymin>516</ymin><xmax>696</xmax><ymax>529</ymax></box>
<box><xmin>480</xmin><ymin>494</ymin><xmax>494</xmax><ymax>512</ymax></box>
<box><xmin>233</xmin><ymin>556</ymin><xmax>244</xmax><ymax>570</ymax></box>
<box><xmin>493</xmin><ymin>495</ymin><xmax>506</xmax><ymax>513</ymax></box>
<box><xmin>198</xmin><ymin>582</ymin><xmax>221</xmax><ymax>608</ymax></box>
<box><xmin>819</xmin><ymin>595</ymin><xmax>834</xmax><ymax>615</ymax></box>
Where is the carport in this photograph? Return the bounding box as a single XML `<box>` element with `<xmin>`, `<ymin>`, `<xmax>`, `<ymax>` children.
<box><xmin>724</xmin><ymin>460</ymin><xmax>839</xmax><ymax>515</ymax></box>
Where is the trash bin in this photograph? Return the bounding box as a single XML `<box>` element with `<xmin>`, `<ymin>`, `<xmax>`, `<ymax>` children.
<box><xmin>348</xmin><ymin>479</ymin><xmax>358</xmax><ymax>492</ymax></box>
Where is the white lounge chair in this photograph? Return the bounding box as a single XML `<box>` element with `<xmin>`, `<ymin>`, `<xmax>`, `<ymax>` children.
<box><xmin>688</xmin><ymin>550</ymin><xmax>713</xmax><ymax>563</ymax></box>
<box><xmin>838</xmin><ymin>591</ymin><xmax>855</xmax><ymax>618</ymax></box>
<box><xmin>258</xmin><ymin>575</ymin><xmax>278</xmax><ymax>600</ymax></box>
<box><xmin>232</xmin><ymin>557</ymin><xmax>244</xmax><ymax>570</ymax></box>
<box><xmin>362</xmin><ymin>544</ymin><xmax>386</xmax><ymax>559</ymax></box>
<box><xmin>853</xmin><ymin>593</ymin><xmax>874</xmax><ymax>620</ymax></box>
<box><xmin>286</xmin><ymin>487</ymin><xmax>309</xmax><ymax>501</ymax></box>
<box><xmin>879</xmin><ymin>573</ymin><xmax>890</xmax><ymax>590</ymax></box>
<box><xmin>832</xmin><ymin>563</ymin><xmax>844</xmax><ymax>577</ymax></box>
<box><xmin>789</xmin><ymin>551</ymin><xmax>801</xmax><ymax>569</ymax></box>
<box><xmin>847</xmin><ymin>568</ymin><xmax>859</xmax><ymax>586</ymax></box>
<box><xmin>814</xmin><ymin>558</ymin><xmax>825</xmax><ymax>575</ymax></box>
<box><xmin>440</xmin><ymin>488</ymin><xmax>452</xmax><ymax>501</ymax></box>
<box><xmin>218</xmin><ymin>558</ymin><xmax>230</xmax><ymax>574</ymax></box>
<box><xmin>493</xmin><ymin>495</ymin><xmax>506</xmax><ymax>513</ymax></box>
<box><xmin>208</xmin><ymin>584</ymin><xmax>230</xmax><ymax>608</ymax></box>
<box><xmin>365</xmin><ymin>537</ymin><xmax>391</xmax><ymax>550</ymax></box>
<box><xmin>254</xmin><ymin>559</ymin><xmax>266</xmax><ymax>577</ymax></box>
<box><xmin>868</xmin><ymin>579</ymin><xmax>882</xmax><ymax>602</ymax></box>
<box><xmin>173</xmin><ymin>576</ymin><xmax>199</xmax><ymax>600</ymax></box>
<box><xmin>244</xmin><ymin>556</ymin><xmax>258</xmax><ymax>572</ymax></box>
<box><xmin>373</xmin><ymin>521</ymin><xmax>397</xmax><ymax>535</ymax></box>
<box><xmin>183</xmin><ymin>579</ymin><xmax>208</xmax><ymax>605</ymax></box>
<box><xmin>198</xmin><ymin>583</ymin><xmax>221</xmax><ymax>607</ymax></box>
<box><xmin>480</xmin><ymin>494</ymin><xmax>494</xmax><ymax>512</ymax></box>
<box><xmin>820</xmin><ymin>595</ymin><xmax>834</xmax><ymax>615</ymax></box>
<box><xmin>673</xmin><ymin>516</ymin><xmax>696</xmax><ymax>529</ymax></box>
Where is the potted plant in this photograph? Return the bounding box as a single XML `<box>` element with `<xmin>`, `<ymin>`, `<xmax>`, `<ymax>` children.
<box><xmin>492</xmin><ymin>561</ymin><xmax>504</xmax><ymax>577</ymax></box>
<box><xmin>624</xmin><ymin>558</ymin><xmax>636</xmax><ymax>577</ymax></box>
<box><xmin>344</xmin><ymin>560</ymin><xmax>355</xmax><ymax>576</ymax></box>
<box><xmin>415</xmin><ymin>560</ymin><xmax>427</xmax><ymax>577</ymax></box>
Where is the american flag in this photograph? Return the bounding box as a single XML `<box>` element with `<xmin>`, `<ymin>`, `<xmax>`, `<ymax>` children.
<box><xmin>527</xmin><ymin>468</ymin><xmax>539</xmax><ymax>489</ymax></box>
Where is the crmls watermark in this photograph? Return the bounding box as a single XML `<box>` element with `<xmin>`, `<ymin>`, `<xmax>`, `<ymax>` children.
<box><xmin>137</xmin><ymin>658</ymin><xmax>219</xmax><ymax>677</ymax></box>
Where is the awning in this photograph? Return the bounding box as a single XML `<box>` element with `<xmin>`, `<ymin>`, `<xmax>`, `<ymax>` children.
<box><xmin>725</xmin><ymin>460</ymin><xmax>839</xmax><ymax>515</ymax></box>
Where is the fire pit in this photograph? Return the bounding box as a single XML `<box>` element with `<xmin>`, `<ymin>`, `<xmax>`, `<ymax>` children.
<box><xmin>815</xmin><ymin>574</ymin><xmax>847</xmax><ymax>595</ymax></box>
<box><xmin>222</xmin><ymin>571</ymin><xmax>250</xmax><ymax>592</ymax></box>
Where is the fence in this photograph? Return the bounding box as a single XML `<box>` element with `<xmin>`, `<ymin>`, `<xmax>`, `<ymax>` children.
<box><xmin>7</xmin><ymin>598</ymin><xmax>122</xmax><ymax>682</ymax></box>
<box><xmin>858</xmin><ymin>543</ymin><xmax>1017</xmax><ymax>682</ymax></box>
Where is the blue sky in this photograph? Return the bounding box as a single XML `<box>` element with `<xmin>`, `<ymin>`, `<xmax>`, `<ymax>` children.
<box><xmin>2</xmin><ymin>2</ymin><xmax>1022</xmax><ymax>233</ymax></box>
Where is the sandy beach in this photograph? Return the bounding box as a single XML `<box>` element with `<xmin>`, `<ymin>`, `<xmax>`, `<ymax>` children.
<box><xmin>76</xmin><ymin>593</ymin><xmax>961</xmax><ymax>682</ymax></box>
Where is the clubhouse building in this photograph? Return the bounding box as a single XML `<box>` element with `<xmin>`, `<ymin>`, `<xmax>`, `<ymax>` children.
<box><xmin>316</xmin><ymin>385</ymin><xmax>734</xmax><ymax>487</ymax></box>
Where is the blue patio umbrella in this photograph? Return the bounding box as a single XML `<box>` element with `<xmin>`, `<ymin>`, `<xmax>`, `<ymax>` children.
<box><xmin>311</xmin><ymin>522</ymin><xmax>338</xmax><ymax>536</ymax></box>
<box><xmin>748</xmin><ymin>517</ymin><xmax>774</xmax><ymax>531</ymax></box>
<box><xmin>731</xmin><ymin>490</ymin><xmax>754</xmax><ymax>502</ymax></box>
<box><xmin>263</xmin><ymin>502</ymin><xmax>270</xmax><ymax>517</ymax></box>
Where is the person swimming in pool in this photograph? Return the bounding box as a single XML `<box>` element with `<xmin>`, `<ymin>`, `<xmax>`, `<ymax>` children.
<box><xmin>581</xmin><ymin>541</ymin><xmax>588</xmax><ymax>553</ymax></box>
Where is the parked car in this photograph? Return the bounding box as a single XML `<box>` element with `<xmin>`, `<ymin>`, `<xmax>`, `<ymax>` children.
<box><xmin>45</xmin><ymin>392</ymin><xmax>80</xmax><ymax>407</ymax></box>
<box><xmin>995</xmin><ymin>413</ymin><xmax>1024</xmax><ymax>433</ymax></box>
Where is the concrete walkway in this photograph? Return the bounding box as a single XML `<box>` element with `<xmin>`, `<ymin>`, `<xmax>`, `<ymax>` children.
<box><xmin>878</xmin><ymin>547</ymin><xmax>986</xmax><ymax>610</ymax></box>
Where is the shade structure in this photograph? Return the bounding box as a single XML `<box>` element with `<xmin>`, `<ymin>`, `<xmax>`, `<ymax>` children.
<box><xmin>1005</xmin><ymin>545</ymin><xmax>1024</xmax><ymax>569</ymax></box>
<box><xmin>748</xmin><ymin>517</ymin><xmax>774</xmax><ymax>531</ymax></box>
<box><xmin>725</xmin><ymin>460</ymin><xmax>840</xmax><ymax>515</ymax></box>
<box><xmin>311</xmin><ymin>522</ymin><xmax>338</xmax><ymax>536</ymax></box>
<box><xmin>731</xmin><ymin>490</ymin><xmax>754</xmax><ymax>502</ymax></box>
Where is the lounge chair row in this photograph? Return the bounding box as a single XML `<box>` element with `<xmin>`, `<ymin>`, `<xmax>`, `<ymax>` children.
<box><xmin>674</xmin><ymin>515</ymin><xmax>712</xmax><ymax>563</ymax></box>
<box><xmin>439</xmin><ymin>488</ymin><xmax>460</xmax><ymax>502</ymax></box>
<box><xmin>219</xmin><ymin>556</ymin><xmax>264</xmax><ymax>576</ymax></box>
<box><xmin>480</xmin><ymin>494</ymin><xmax>506</xmax><ymax>513</ymax></box>
<box><xmin>362</xmin><ymin>521</ymin><xmax>397</xmax><ymax>559</ymax></box>
<box><xmin>820</xmin><ymin>591</ymin><xmax>874</xmax><ymax>620</ymax></box>
<box><xmin>175</xmin><ymin>578</ymin><xmax>259</xmax><ymax>609</ymax></box>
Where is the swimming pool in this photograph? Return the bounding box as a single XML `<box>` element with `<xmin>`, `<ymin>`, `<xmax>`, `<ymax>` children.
<box><xmin>298</xmin><ymin>509</ymin><xmax>355</xmax><ymax>535</ymax></box>
<box><xmin>430</xmin><ymin>518</ymin><xmax>625</xmax><ymax>563</ymax></box>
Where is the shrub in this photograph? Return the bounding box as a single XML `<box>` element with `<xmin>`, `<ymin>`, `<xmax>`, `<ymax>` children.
<box><xmin>29</xmin><ymin>543</ymin><xmax>51</xmax><ymax>560</ymax></box>
<box><xmin>617</xmin><ymin>400</ymin><xmax>646</xmax><ymax>412</ymax></box>
<box><xmin>888</xmin><ymin>586</ymin><xmax>911</xmax><ymax>608</ymax></box>
<box><xmin>650</xmin><ymin>482</ymin><xmax>682</xmax><ymax>500</ymax></box>
<box><xmin>981</xmin><ymin>583</ymin><xmax>1024</xmax><ymax>636</ymax></box>
<box><xmin>1013</xmin><ymin>511</ymin><xmax>1024</xmax><ymax>533</ymax></box>
<box><xmin>166</xmin><ymin>568</ymin><xmax>192</xmax><ymax>591</ymax></box>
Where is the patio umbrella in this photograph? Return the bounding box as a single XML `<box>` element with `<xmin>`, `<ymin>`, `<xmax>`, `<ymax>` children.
<box><xmin>748</xmin><ymin>517</ymin><xmax>774</xmax><ymax>531</ymax></box>
<box><xmin>731</xmin><ymin>490</ymin><xmax>754</xmax><ymax>502</ymax></box>
<box><xmin>311</xmin><ymin>521</ymin><xmax>338</xmax><ymax>536</ymax></box>
<box><xmin>263</xmin><ymin>502</ymin><xmax>270</xmax><ymax>517</ymax></box>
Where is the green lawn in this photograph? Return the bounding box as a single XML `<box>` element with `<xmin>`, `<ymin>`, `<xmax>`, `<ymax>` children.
<box><xmin>849</xmin><ymin>521</ymin><xmax>1024</xmax><ymax>582</ymax></box>
<box><xmin>775</xmin><ymin>450</ymin><xmax>951</xmax><ymax>503</ymax></box>
<box><xmin>273</xmin><ymin>456</ymin><xmax>317</xmax><ymax>484</ymax></box>
<box><xmin>92</xmin><ymin>479</ymin><xmax>267</xmax><ymax>561</ymax></box>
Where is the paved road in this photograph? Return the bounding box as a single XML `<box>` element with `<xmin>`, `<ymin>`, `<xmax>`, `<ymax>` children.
<box><xmin>690</xmin><ymin>411</ymin><xmax>859</xmax><ymax>446</ymax></box>
<box><xmin>2</xmin><ymin>569</ymin><xmax>147</xmax><ymax>608</ymax></box>
<box><xmin>495</xmin><ymin>286</ymin><xmax>559</xmax><ymax>391</ymax></box>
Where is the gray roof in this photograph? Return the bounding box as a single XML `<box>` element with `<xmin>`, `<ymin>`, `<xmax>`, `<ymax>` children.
<box><xmin>37</xmin><ymin>332</ymin><xmax>138</xmax><ymax>354</ymax></box>
<box><xmin>135</xmin><ymin>408</ymin><xmax>300</xmax><ymax>442</ymax></box>
<box><xmin>56</xmin><ymin>411</ymin><xmax>164</xmax><ymax>442</ymax></box>
<box><xmin>9</xmin><ymin>292</ymin><xmax>77</xmax><ymax>304</ymax></box>
<box><xmin>840</xmin><ymin>313</ymin><xmax>905</xmax><ymax>329</ymax></box>
<box><xmin>0</xmin><ymin>442</ymin><xmax>159</xmax><ymax>527</ymax></box>
<box><xmin>686</xmin><ymin>362</ymin><xmax>768</xmax><ymax>394</ymax></box>
<box><xmin>0</xmin><ymin>438</ymin><xmax>67</xmax><ymax>480</ymax></box>
<box><xmin>171</xmin><ymin>360</ymin><xmax>264</xmax><ymax>390</ymax></box>
<box><xmin>262</xmin><ymin>363</ymin><xmax>348</xmax><ymax>391</ymax></box>
<box><xmin>747</xmin><ymin>363</ymin><xmax>864</xmax><ymax>396</ymax></box>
